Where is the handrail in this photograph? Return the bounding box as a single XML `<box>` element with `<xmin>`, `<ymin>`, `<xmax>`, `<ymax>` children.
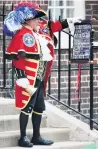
<box><xmin>47</xmin><ymin>93</ymin><xmax>98</xmax><ymax>126</ymax></box>
<box><xmin>51</xmin><ymin>65</ymin><xmax>98</xmax><ymax>71</ymax></box>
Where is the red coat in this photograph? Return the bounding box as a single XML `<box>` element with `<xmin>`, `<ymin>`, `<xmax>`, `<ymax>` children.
<box><xmin>6</xmin><ymin>26</ymin><xmax>43</xmax><ymax>109</ymax></box>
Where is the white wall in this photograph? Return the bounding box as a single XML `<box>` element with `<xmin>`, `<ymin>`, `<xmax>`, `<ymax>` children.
<box><xmin>74</xmin><ymin>0</ymin><xmax>85</xmax><ymax>19</ymax></box>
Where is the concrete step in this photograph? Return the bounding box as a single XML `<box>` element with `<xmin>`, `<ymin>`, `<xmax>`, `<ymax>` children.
<box><xmin>0</xmin><ymin>141</ymin><xmax>95</xmax><ymax>149</ymax></box>
<box><xmin>0</xmin><ymin>114</ymin><xmax>47</xmax><ymax>132</ymax></box>
<box><xmin>0</xmin><ymin>128</ymin><xmax>70</xmax><ymax>148</ymax></box>
<box><xmin>0</xmin><ymin>98</ymin><xmax>19</xmax><ymax>115</ymax></box>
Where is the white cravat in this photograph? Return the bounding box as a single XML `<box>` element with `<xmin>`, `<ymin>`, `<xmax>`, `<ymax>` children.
<box><xmin>33</xmin><ymin>32</ymin><xmax>53</xmax><ymax>61</ymax></box>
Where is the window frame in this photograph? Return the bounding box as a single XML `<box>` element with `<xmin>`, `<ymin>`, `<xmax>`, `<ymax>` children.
<box><xmin>48</xmin><ymin>0</ymin><xmax>85</xmax><ymax>21</ymax></box>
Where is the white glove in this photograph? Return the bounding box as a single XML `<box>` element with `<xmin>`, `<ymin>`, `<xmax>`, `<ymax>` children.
<box><xmin>25</xmin><ymin>86</ymin><xmax>37</xmax><ymax>96</ymax></box>
<box><xmin>16</xmin><ymin>78</ymin><xmax>37</xmax><ymax>95</ymax></box>
<box><xmin>16</xmin><ymin>78</ymin><xmax>30</xmax><ymax>88</ymax></box>
<box><xmin>67</xmin><ymin>18</ymin><xmax>82</xmax><ymax>31</ymax></box>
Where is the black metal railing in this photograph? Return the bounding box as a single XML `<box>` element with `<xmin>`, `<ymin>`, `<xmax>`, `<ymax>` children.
<box><xmin>47</xmin><ymin>94</ymin><xmax>98</xmax><ymax>126</ymax></box>
<box><xmin>0</xmin><ymin>3</ymin><xmax>98</xmax><ymax>130</ymax></box>
<box><xmin>47</xmin><ymin>17</ymin><xmax>98</xmax><ymax>130</ymax></box>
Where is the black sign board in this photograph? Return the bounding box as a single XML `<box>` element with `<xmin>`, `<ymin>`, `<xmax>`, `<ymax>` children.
<box><xmin>71</xmin><ymin>20</ymin><xmax>92</xmax><ymax>63</ymax></box>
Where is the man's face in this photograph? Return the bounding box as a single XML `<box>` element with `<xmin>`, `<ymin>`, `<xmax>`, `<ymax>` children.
<box><xmin>27</xmin><ymin>18</ymin><xmax>40</xmax><ymax>31</ymax></box>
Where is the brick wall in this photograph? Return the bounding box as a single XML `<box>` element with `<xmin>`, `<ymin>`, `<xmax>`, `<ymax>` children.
<box><xmin>85</xmin><ymin>0</ymin><xmax>98</xmax><ymax>40</ymax></box>
<box><xmin>0</xmin><ymin>0</ymin><xmax>98</xmax><ymax>125</ymax></box>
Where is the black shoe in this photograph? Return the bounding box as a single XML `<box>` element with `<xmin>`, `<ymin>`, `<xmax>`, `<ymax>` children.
<box><xmin>18</xmin><ymin>136</ymin><xmax>33</xmax><ymax>147</ymax></box>
<box><xmin>31</xmin><ymin>136</ymin><xmax>54</xmax><ymax>145</ymax></box>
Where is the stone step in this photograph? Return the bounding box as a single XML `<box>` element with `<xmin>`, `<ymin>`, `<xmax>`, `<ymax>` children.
<box><xmin>0</xmin><ymin>114</ymin><xmax>47</xmax><ymax>132</ymax></box>
<box><xmin>0</xmin><ymin>98</ymin><xmax>19</xmax><ymax>115</ymax></box>
<box><xmin>0</xmin><ymin>141</ymin><xmax>94</xmax><ymax>149</ymax></box>
<box><xmin>0</xmin><ymin>128</ymin><xmax>70</xmax><ymax>148</ymax></box>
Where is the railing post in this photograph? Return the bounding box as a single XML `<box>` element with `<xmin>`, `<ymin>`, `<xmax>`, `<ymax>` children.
<box><xmin>68</xmin><ymin>30</ymin><xmax>71</xmax><ymax>106</ymax></box>
<box><xmin>90</xmin><ymin>61</ymin><xmax>93</xmax><ymax>130</ymax></box>
<box><xmin>58</xmin><ymin>16</ymin><xmax>61</xmax><ymax>101</ymax></box>
<box><xmin>48</xmin><ymin>76</ymin><xmax>51</xmax><ymax>95</ymax></box>
<box><xmin>3</xmin><ymin>2</ymin><xmax>6</xmax><ymax>88</ymax></box>
<box><xmin>90</xmin><ymin>30</ymin><xmax>94</xmax><ymax>130</ymax></box>
<box><xmin>77</xmin><ymin>64</ymin><xmax>81</xmax><ymax>112</ymax></box>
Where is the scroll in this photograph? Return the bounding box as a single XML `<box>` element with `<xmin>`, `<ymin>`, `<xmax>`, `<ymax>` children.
<box><xmin>71</xmin><ymin>20</ymin><xmax>93</xmax><ymax>63</ymax></box>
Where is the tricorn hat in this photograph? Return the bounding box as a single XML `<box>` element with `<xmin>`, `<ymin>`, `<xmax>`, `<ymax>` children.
<box><xmin>3</xmin><ymin>2</ymin><xmax>47</xmax><ymax>35</ymax></box>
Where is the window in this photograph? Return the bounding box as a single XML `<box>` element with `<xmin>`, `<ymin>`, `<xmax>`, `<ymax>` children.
<box><xmin>48</xmin><ymin>0</ymin><xmax>75</xmax><ymax>21</ymax></box>
<box><xmin>48</xmin><ymin>0</ymin><xmax>85</xmax><ymax>21</ymax></box>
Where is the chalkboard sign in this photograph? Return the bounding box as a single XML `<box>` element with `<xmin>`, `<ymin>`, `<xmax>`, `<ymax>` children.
<box><xmin>71</xmin><ymin>20</ymin><xmax>92</xmax><ymax>63</ymax></box>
